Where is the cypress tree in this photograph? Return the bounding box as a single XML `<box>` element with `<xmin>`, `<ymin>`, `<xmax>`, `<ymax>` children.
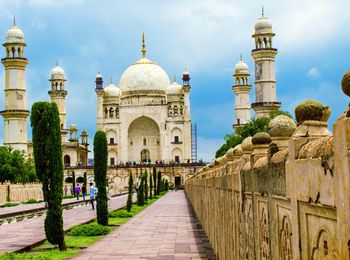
<box><xmin>83</xmin><ymin>172</ymin><xmax>87</xmax><ymax>189</ymax></box>
<box><xmin>31</xmin><ymin>102</ymin><xmax>66</xmax><ymax>251</ymax></box>
<box><xmin>126</xmin><ymin>173</ymin><xmax>133</xmax><ymax>212</ymax></box>
<box><xmin>157</xmin><ymin>170</ymin><xmax>161</xmax><ymax>195</ymax></box>
<box><xmin>137</xmin><ymin>174</ymin><xmax>144</xmax><ymax>206</ymax></box>
<box><xmin>149</xmin><ymin>170</ymin><xmax>153</xmax><ymax>199</ymax></box>
<box><xmin>93</xmin><ymin>131</ymin><xmax>108</xmax><ymax>226</ymax></box>
<box><xmin>153</xmin><ymin>167</ymin><xmax>157</xmax><ymax>196</ymax></box>
<box><xmin>144</xmin><ymin>170</ymin><xmax>148</xmax><ymax>201</ymax></box>
<box><xmin>165</xmin><ymin>179</ymin><xmax>169</xmax><ymax>191</ymax></box>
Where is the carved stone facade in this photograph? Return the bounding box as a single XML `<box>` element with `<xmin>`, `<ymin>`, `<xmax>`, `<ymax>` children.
<box><xmin>186</xmin><ymin>94</ymin><xmax>350</xmax><ymax>259</ymax></box>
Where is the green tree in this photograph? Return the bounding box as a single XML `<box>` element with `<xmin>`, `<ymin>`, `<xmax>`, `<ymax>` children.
<box><xmin>72</xmin><ymin>171</ymin><xmax>76</xmax><ymax>196</ymax></box>
<box><xmin>149</xmin><ymin>169</ymin><xmax>153</xmax><ymax>199</ymax></box>
<box><xmin>144</xmin><ymin>170</ymin><xmax>148</xmax><ymax>201</ymax></box>
<box><xmin>83</xmin><ymin>172</ymin><xmax>87</xmax><ymax>189</ymax></box>
<box><xmin>126</xmin><ymin>173</ymin><xmax>133</xmax><ymax>212</ymax></box>
<box><xmin>157</xmin><ymin>170</ymin><xmax>161</xmax><ymax>195</ymax></box>
<box><xmin>153</xmin><ymin>167</ymin><xmax>157</xmax><ymax>196</ymax></box>
<box><xmin>93</xmin><ymin>131</ymin><xmax>108</xmax><ymax>226</ymax></box>
<box><xmin>215</xmin><ymin>134</ymin><xmax>243</xmax><ymax>158</ymax></box>
<box><xmin>0</xmin><ymin>146</ymin><xmax>36</xmax><ymax>183</ymax></box>
<box><xmin>30</xmin><ymin>102</ymin><xmax>66</xmax><ymax>251</ymax></box>
<box><xmin>137</xmin><ymin>174</ymin><xmax>144</xmax><ymax>206</ymax></box>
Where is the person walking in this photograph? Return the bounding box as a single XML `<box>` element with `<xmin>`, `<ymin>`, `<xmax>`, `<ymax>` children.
<box><xmin>89</xmin><ymin>182</ymin><xmax>96</xmax><ymax>210</ymax></box>
<box><xmin>75</xmin><ymin>183</ymin><xmax>81</xmax><ymax>200</ymax></box>
<box><xmin>82</xmin><ymin>184</ymin><xmax>87</xmax><ymax>201</ymax></box>
<box><xmin>64</xmin><ymin>185</ymin><xmax>68</xmax><ymax>196</ymax></box>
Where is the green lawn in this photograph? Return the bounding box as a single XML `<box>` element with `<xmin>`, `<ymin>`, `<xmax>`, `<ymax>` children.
<box><xmin>0</xmin><ymin>191</ymin><xmax>167</xmax><ymax>259</ymax></box>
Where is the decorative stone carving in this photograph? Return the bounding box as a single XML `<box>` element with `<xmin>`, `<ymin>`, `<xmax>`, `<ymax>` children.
<box><xmin>268</xmin><ymin>115</ymin><xmax>296</xmax><ymax>137</ymax></box>
<box><xmin>295</xmin><ymin>100</ymin><xmax>331</xmax><ymax>125</ymax></box>
<box><xmin>280</xmin><ymin>216</ymin><xmax>292</xmax><ymax>260</ymax></box>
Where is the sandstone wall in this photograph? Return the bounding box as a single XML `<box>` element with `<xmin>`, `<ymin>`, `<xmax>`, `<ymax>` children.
<box><xmin>186</xmin><ymin>112</ymin><xmax>350</xmax><ymax>259</ymax></box>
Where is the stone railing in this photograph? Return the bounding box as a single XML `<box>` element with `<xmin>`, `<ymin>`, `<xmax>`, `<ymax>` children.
<box><xmin>186</xmin><ymin>92</ymin><xmax>350</xmax><ymax>259</ymax></box>
<box><xmin>0</xmin><ymin>182</ymin><xmax>43</xmax><ymax>204</ymax></box>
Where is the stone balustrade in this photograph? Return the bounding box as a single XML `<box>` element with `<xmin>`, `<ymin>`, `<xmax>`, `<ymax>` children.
<box><xmin>186</xmin><ymin>92</ymin><xmax>350</xmax><ymax>259</ymax></box>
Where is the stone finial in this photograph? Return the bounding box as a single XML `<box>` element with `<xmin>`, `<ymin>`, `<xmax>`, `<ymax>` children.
<box><xmin>268</xmin><ymin>115</ymin><xmax>296</xmax><ymax>137</ymax></box>
<box><xmin>251</xmin><ymin>132</ymin><xmax>271</xmax><ymax>145</ymax></box>
<box><xmin>241</xmin><ymin>137</ymin><xmax>253</xmax><ymax>152</ymax></box>
<box><xmin>341</xmin><ymin>70</ymin><xmax>350</xmax><ymax>97</ymax></box>
<box><xmin>295</xmin><ymin>100</ymin><xmax>331</xmax><ymax>125</ymax></box>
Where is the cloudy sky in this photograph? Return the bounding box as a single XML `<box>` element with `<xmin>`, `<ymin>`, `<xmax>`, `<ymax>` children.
<box><xmin>0</xmin><ymin>0</ymin><xmax>349</xmax><ymax>162</ymax></box>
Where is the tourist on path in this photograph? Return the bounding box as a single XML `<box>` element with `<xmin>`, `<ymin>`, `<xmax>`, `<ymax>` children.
<box><xmin>82</xmin><ymin>184</ymin><xmax>87</xmax><ymax>201</ymax></box>
<box><xmin>64</xmin><ymin>185</ymin><xmax>68</xmax><ymax>196</ymax></box>
<box><xmin>89</xmin><ymin>182</ymin><xmax>96</xmax><ymax>210</ymax></box>
<box><xmin>75</xmin><ymin>184</ymin><xmax>81</xmax><ymax>200</ymax></box>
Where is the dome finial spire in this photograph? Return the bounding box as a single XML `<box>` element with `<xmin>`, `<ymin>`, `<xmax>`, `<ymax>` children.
<box><xmin>240</xmin><ymin>53</ymin><xmax>243</xmax><ymax>61</ymax></box>
<box><xmin>262</xmin><ymin>6</ymin><xmax>264</xmax><ymax>17</ymax></box>
<box><xmin>110</xmin><ymin>76</ymin><xmax>113</xmax><ymax>84</ymax></box>
<box><xmin>56</xmin><ymin>60</ymin><xmax>59</xmax><ymax>66</ymax></box>
<box><xmin>173</xmin><ymin>74</ymin><xmax>176</xmax><ymax>82</ymax></box>
<box><xmin>13</xmin><ymin>17</ymin><xmax>16</xmax><ymax>26</ymax></box>
<box><xmin>141</xmin><ymin>32</ymin><xmax>146</xmax><ymax>58</ymax></box>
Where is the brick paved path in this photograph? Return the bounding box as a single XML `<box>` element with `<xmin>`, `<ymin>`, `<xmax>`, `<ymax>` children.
<box><xmin>75</xmin><ymin>191</ymin><xmax>215</xmax><ymax>260</ymax></box>
<box><xmin>0</xmin><ymin>194</ymin><xmax>129</xmax><ymax>254</ymax></box>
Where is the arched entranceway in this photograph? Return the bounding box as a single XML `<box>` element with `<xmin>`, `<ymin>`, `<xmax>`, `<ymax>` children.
<box><xmin>128</xmin><ymin>116</ymin><xmax>160</xmax><ymax>162</ymax></box>
<box><xmin>64</xmin><ymin>155</ymin><xmax>71</xmax><ymax>167</ymax></box>
<box><xmin>141</xmin><ymin>149</ymin><xmax>150</xmax><ymax>162</ymax></box>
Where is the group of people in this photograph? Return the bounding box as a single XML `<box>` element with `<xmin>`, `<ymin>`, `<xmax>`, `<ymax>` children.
<box><xmin>63</xmin><ymin>183</ymin><xmax>108</xmax><ymax>210</ymax></box>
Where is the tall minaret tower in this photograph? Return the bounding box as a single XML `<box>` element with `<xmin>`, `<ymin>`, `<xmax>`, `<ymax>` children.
<box><xmin>1</xmin><ymin>20</ymin><xmax>29</xmax><ymax>153</ymax></box>
<box><xmin>95</xmin><ymin>72</ymin><xmax>104</xmax><ymax>131</ymax></box>
<box><xmin>232</xmin><ymin>55</ymin><xmax>252</xmax><ymax>131</ymax></box>
<box><xmin>182</xmin><ymin>68</ymin><xmax>192</xmax><ymax>161</ymax></box>
<box><xmin>251</xmin><ymin>8</ymin><xmax>281</xmax><ymax>118</ymax></box>
<box><xmin>48</xmin><ymin>62</ymin><xmax>68</xmax><ymax>142</ymax></box>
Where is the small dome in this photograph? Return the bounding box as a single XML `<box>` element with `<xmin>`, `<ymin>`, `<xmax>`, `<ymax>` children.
<box><xmin>119</xmin><ymin>57</ymin><xmax>170</xmax><ymax>93</ymax></box>
<box><xmin>5</xmin><ymin>24</ymin><xmax>25</xmax><ymax>44</ymax></box>
<box><xmin>70</xmin><ymin>124</ymin><xmax>77</xmax><ymax>130</ymax></box>
<box><xmin>254</xmin><ymin>16</ymin><xmax>273</xmax><ymax>34</ymax></box>
<box><xmin>268</xmin><ymin>115</ymin><xmax>297</xmax><ymax>137</ymax></box>
<box><xmin>104</xmin><ymin>83</ymin><xmax>121</xmax><ymax>97</ymax></box>
<box><xmin>96</xmin><ymin>72</ymin><xmax>103</xmax><ymax>79</ymax></box>
<box><xmin>183</xmin><ymin>68</ymin><xmax>189</xmax><ymax>75</ymax></box>
<box><xmin>241</xmin><ymin>137</ymin><xmax>253</xmax><ymax>152</ymax></box>
<box><xmin>234</xmin><ymin>60</ymin><xmax>249</xmax><ymax>74</ymax></box>
<box><xmin>252</xmin><ymin>132</ymin><xmax>271</xmax><ymax>145</ymax></box>
<box><xmin>51</xmin><ymin>65</ymin><xmax>65</xmax><ymax>80</ymax></box>
<box><xmin>166</xmin><ymin>81</ymin><xmax>183</xmax><ymax>95</ymax></box>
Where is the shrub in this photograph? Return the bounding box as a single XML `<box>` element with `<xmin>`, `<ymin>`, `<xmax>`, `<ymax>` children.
<box><xmin>23</xmin><ymin>199</ymin><xmax>39</xmax><ymax>204</ymax></box>
<box><xmin>126</xmin><ymin>173</ymin><xmax>133</xmax><ymax>212</ymax></box>
<box><xmin>68</xmin><ymin>223</ymin><xmax>111</xmax><ymax>236</ymax></box>
<box><xmin>109</xmin><ymin>209</ymin><xmax>133</xmax><ymax>218</ymax></box>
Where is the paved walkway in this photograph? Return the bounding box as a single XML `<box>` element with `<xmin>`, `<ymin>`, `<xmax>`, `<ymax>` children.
<box><xmin>0</xmin><ymin>194</ymin><xmax>129</xmax><ymax>254</ymax></box>
<box><xmin>75</xmin><ymin>191</ymin><xmax>215</xmax><ymax>260</ymax></box>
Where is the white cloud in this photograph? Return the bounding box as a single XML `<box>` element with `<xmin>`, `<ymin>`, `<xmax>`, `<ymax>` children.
<box><xmin>307</xmin><ymin>67</ymin><xmax>319</xmax><ymax>78</ymax></box>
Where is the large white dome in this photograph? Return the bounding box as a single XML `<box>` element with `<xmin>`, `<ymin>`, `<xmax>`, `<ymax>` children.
<box><xmin>119</xmin><ymin>57</ymin><xmax>170</xmax><ymax>93</ymax></box>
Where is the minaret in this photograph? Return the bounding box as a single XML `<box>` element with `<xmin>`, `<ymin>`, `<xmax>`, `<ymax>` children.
<box><xmin>232</xmin><ymin>55</ymin><xmax>252</xmax><ymax>131</ymax></box>
<box><xmin>251</xmin><ymin>8</ymin><xmax>281</xmax><ymax>118</ymax></box>
<box><xmin>182</xmin><ymin>68</ymin><xmax>192</xmax><ymax>161</ymax></box>
<box><xmin>1</xmin><ymin>20</ymin><xmax>29</xmax><ymax>153</ymax></box>
<box><xmin>95</xmin><ymin>72</ymin><xmax>104</xmax><ymax>131</ymax></box>
<box><xmin>48</xmin><ymin>62</ymin><xmax>68</xmax><ymax>142</ymax></box>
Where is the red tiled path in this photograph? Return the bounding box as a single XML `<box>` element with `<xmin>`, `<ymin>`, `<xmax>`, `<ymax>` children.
<box><xmin>74</xmin><ymin>191</ymin><xmax>215</xmax><ymax>260</ymax></box>
<box><xmin>0</xmin><ymin>194</ymin><xmax>130</xmax><ymax>254</ymax></box>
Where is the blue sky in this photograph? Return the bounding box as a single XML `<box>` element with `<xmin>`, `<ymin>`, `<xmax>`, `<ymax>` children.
<box><xmin>0</xmin><ymin>0</ymin><xmax>350</xmax><ymax>162</ymax></box>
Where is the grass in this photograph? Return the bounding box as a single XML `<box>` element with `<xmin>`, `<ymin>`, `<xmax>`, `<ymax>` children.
<box><xmin>22</xmin><ymin>199</ymin><xmax>41</xmax><ymax>204</ymax></box>
<box><xmin>0</xmin><ymin>202</ymin><xmax>18</xmax><ymax>208</ymax></box>
<box><xmin>0</xmin><ymin>191</ymin><xmax>168</xmax><ymax>259</ymax></box>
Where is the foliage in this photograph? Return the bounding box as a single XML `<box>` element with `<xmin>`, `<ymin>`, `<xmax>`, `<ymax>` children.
<box><xmin>215</xmin><ymin>110</ymin><xmax>293</xmax><ymax>158</ymax></box>
<box><xmin>0</xmin><ymin>146</ymin><xmax>36</xmax><ymax>183</ymax></box>
<box><xmin>109</xmin><ymin>209</ymin><xmax>133</xmax><ymax>218</ymax></box>
<box><xmin>1</xmin><ymin>202</ymin><xmax>18</xmax><ymax>207</ymax></box>
<box><xmin>144</xmin><ymin>170</ymin><xmax>148</xmax><ymax>201</ymax></box>
<box><xmin>30</xmin><ymin>102</ymin><xmax>66</xmax><ymax>251</ymax></box>
<box><xmin>23</xmin><ymin>199</ymin><xmax>40</xmax><ymax>204</ymax></box>
<box><xmin>137</xmin><ymin>174</ymin><xmax>144</xmax><ymax>206</ymax></box>
<box><xmin>72</xmin><ymin>171</ymin><xmax>76</xmax><ymax>197</ymax></box>
<box><xmin>157</xmin><ymin>170</ymin><xmax>161</xmax><ymax>195</ymax></box>
<box><xmin>215</xmin><ymin>134</ymin><xmax>243</xmax><ymax>158</ymax></box>
<box><xmin>93</xmin><ymin>131</ymin><xmax>108</xmax><ymax>226</ymax></box>
<box><xmin>83</xmin><ymin>172</ymin><xmax>87</xmax><ymax>189</ymax></box>
<box><xmin>152</xmin><ymin>167</ymin><xmax>157</xmax><ymax>196</ymax></box>
<box><xmin>126</xmin><ymin>173</ymin><xmax>133</xmax><ymax>212</ymax></box>
<box><xmin>68</xmin><ymin>223</ymin><xmax>111</xmax><ymax>236</ymax></box>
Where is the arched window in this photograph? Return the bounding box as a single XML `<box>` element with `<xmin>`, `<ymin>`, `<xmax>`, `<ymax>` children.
<box><xmin>173</xmin><ymin>106</ymin><xmax>178</xmax><ymax>116</ymax></box>
<box><xmin>60</xmin><ymin>82</ymin><xmax>63</xmax><ymax>90</ymax></box>
<box><xmin>17</xmin><ymin>47</ymin><xmax>21</xmax><ymax>58</ymax></box>
<box><xmin>109</xmin><ymin>107</ymin><xmax>114</xmax><ymax>118</ymax></box>
<box><xmin>11</xmin><ymin>47</ymin><xmax>15</xmax><ymax>58</ymax></box>
<box><xmin>76</xmin><ymin>176</ymin><xmax>84</xmax><ymax>183</ymax></box>
<box><xmin>257</xmin><ymin>38</ymin><xmax>262</xmax><ymax>49</ymax></box>
<box><xmin>143</xmin><ymin>138</ymin><xmax>147</xmax><ymax>146</ymax></box>
<box><xmin>116</xmin><ymin>107</ymin><xmax>119</xmax><ymax>118</ymax></box>
<box><xmin>55</xmin><ymin>82</ymin><xmax>58</xmax><ymax>91</ymax></box>
<box><xmin>263</xmin><ymin>38</ymin><xmax>267</xmax><ymax>49</ymax></box>
<box><xmin>64</xmin><ymin>155</ymin><xmax>71</xmax><ymax>167</ymax></box>
<box><xmin>104</xmin><ymin>108</ymin><xmax>108</xmax><ymax>118</ymax></box>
